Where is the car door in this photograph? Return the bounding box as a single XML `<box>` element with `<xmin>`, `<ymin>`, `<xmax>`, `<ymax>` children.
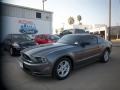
<box><xmin>73</xmin><ymin>37</ymin><xmax>86</xmax><ymax>61</ymax></box>
<box><xmin>81</xmin><ymin>35</ymin><xmax>101</xmax><ymax>60</ymax></box>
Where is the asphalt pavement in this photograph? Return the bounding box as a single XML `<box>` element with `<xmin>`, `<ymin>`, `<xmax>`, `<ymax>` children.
<box><xmin>1</xmin><ymin>46</ymin><xmax>120</xmax><ymax>90</ymax></box>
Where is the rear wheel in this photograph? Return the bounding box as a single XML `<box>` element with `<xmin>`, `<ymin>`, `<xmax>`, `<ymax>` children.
<box><xmin>52</xmin><ymin>58</ymin><xmax>72</xmax><ymax>80</ymax></box>
<box><xmin>101</xmin><ymin>50</ymin><xmax>110</xmax><ymax>63</ymax></box>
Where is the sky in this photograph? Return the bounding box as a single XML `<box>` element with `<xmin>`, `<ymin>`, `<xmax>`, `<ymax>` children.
<box><xmin>2</xmin><ymin>0</ymin><xmax>120</xmax><ymax>31</ymax></box>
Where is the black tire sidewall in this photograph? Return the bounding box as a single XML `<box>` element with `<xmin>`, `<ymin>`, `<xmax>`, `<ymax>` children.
<box><xmin>52</xmin><ymin>58</ymin><xmax>72</xmax><ymax>80</ymax></box>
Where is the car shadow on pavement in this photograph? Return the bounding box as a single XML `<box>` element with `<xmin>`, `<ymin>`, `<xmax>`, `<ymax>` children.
<box><xmin>24</xmin><ymin>61</ymin><xmax>102</xmax><ymax>82</ymax></box>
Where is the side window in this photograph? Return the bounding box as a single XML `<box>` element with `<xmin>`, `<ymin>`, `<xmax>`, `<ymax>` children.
<box><xmin>89</xmin><ymin>36</ymin><xmax>98</xmax><ymax>45</ymax></box>
<box><xmin>82</xmin><ymin>36</ymin><xmax>97</xmax><ymax>45</ymax></box>
<box><xmin>49</xmin><ymin>35</ymin><xmax>54</xmax><ymax>40</ymax></box>
<box><xmin>63</xmin><ymin>30</ymin><xmax>68</xmax><ymax>34</ymax></box>
<box><xmin>35</xmin><ymin>35</ymin><xmax>39</xmax><ymax>39</ymax></box>
<box><xmin>75</xmin><ymin>29</ymin><xmax>85</xmax><ymax>33</ymax></box>
<box><xmin>40</xmin><ymin>35</ymin><xmax>44</xmax><ymax>39</ymax></box>
<box><xmin>35</xmin><ymin>35</ymin><xmax>38</xmax><ymax>39</ymax></box>
<box><xmin>62</xmin><ymin>30</ymin><xmax>72</xmax><ymax>34</ymax></box>
<box><xmin>42</xmin><ymin>35</ymin><xmax>47</xmax><ymax>40</ymax></box>
<box><xmin>67</xmin><ymin>31</ymin><xmax>72</xmax><ymax>34</ymax></box>
<box><xmin>75</xmin><ymin>29</ymin><xmax>81</xmax><ymax>33</ymax></box>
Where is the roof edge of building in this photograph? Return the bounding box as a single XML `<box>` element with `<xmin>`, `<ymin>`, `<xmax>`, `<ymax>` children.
<box><xmin>1</xmin><ymin>2</ymin><xmax>53</xmax><ymax>14</ymax></box>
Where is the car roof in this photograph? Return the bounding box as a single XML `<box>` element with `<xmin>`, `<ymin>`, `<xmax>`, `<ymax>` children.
<box><xmin>67</xmin><ymin>33</ymin><xmax>91</xmax><ymax>36</ymax></box>
<box><xmin>65</xmin><ymin>33</ymin><xmax>98</xmax><ymax>38</ymax></box>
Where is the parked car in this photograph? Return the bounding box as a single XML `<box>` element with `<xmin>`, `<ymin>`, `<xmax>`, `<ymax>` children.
<box><xmin>3</xmin><ymin>34</ymin><xmax>36</xmax><ymax>56</ymax></box>
<box><xmin>59</xmin><ymin>29</ymin><xmax>87</xmax><ymax>37</ymax></box>
<box><xmin>34</xmin><ymin>34</ymin><xmax>60</xmax><ymax>44</ymax></box>
<box><xmin>19</xmin><ymin>34</ymin><xmax>112</xmax><ymax>80</ymax></box>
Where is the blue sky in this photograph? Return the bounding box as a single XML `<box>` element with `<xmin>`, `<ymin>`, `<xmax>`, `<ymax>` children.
<box><xmin>2</xmin><ymin>0</ymin><xmax>120</xmax><ymax>30</ymax></box>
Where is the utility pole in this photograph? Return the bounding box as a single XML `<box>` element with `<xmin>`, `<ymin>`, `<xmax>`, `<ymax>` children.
<box><xmin>42</xmin><ymin>0</ymin><xmax>47</xmax><ymax>11</ymax></box>
<box><xmin>108</xmin><ymin>0</ymin><xmax>111</xmax><ymax>41</ymax></box>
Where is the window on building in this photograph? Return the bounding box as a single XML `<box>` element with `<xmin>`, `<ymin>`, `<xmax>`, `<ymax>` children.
<box><xmin>36</xmin><ymin>12</ymin><xmax>41</xmax><ymax>18</ymax></box>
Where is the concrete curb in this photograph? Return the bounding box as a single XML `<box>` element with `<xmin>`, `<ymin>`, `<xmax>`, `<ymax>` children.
<box><xmin>112</xmin><ymin>44</ymin><xmax>120</xmax><ymax>47</ymax></box>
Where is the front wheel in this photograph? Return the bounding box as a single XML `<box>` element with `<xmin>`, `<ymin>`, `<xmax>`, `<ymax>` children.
<box><xmin>101</xmin><ymin>50</ymin><xmax>110</xmax><ymax>63</ymax></box>
<box><xmin>52</xmin><ymin>58</ymin><xmax>72</xmax><ymax>80</ymax></box>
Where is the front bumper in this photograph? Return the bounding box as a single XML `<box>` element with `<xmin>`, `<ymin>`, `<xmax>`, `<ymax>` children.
<box><xmin>19</xmin><ymin>59</ymin><xmax>52</xmax><ymax>76</ymax></box>
<box><xmin>13</xmin><ymin>46</ymin><xmax>29</xmax><ymax>54</ymax></box>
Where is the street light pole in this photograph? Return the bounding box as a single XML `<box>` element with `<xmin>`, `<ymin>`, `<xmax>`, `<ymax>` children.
<box><xmin>108</xmin><ymin>0</ymin><xmax>111</xmax><ymax>41</ymax></box>
<box><xmin>42</xmin><ymin>0</ymin><xmax>47</xmax><ymax>11</ymax></box>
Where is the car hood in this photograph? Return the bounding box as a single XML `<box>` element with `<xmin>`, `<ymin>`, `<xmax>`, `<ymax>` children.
<box><xmin>22</xmin><ymin>43</ymin><xmax>73</xmax><ymax>56</ymax></box>
<box><xmin>15</xmin><ymin>40</ymin><xmax>36</xmax><ymax>47</ymax></box>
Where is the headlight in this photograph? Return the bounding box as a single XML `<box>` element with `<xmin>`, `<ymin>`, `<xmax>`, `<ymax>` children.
<box><xmin>12</xmin><ymin>42</ymin><xmax>20</xmax><ymax>47</ymax></box>
<box><xmin>35</xmin><ymin>57</ymin><xmax>48</xmax><ymax>63</ymax></box>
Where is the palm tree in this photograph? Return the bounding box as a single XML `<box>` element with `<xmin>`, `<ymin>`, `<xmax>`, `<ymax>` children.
<box><xmin>68</xmin><ymin>16</ymin><xmax>74</xmax><ymax>25</ymax></box>
<box><xmin>77</xmin><ymin>15</ymin><xmax>82</xmax><ymax>25</ymax></box>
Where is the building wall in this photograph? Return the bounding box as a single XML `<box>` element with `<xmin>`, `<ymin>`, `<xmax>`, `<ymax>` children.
<box><xmin>1</xmin><ymin>3</ymin><xmax>53</xmax><ymax>39</ymax></box>
<box><xmin>109</xmin><ymin>26</ymin><xmax>120</xmax><ymax>39</ymax></box>
<box><xmin>2</xmin><ymin>16</ymin><xmax>52</xmax><ymax>39</ymax></box>
<box><xmin>2</xmin><ymin>3</ymin><xmax>52</xmax><ymax>21</ymax></box>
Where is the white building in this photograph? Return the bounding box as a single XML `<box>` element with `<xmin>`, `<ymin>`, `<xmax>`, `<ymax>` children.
<box><xmin>1</xmin><ymin>3</ymin><xmax>53</xmax><ymax>39</ymax></box>
<box><xmin>72</xmin><ymin>24</ymin><xmax>108</xmax><ymax>39</ymax></box>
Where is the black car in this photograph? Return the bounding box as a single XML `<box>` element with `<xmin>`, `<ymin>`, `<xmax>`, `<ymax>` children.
<box><xmin>3</xmin><ymin>34</ymin><xmax>36</xmax><ymax>56</ymax></box>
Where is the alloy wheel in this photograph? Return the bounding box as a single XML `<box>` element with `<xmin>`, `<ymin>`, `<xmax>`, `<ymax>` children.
<box><xmin>56</xmin><ymin>60</ymin><xmax>70</xmax><ymax>78</ymax></box>
<box><xmin>104</xmin><ymin>51</ymin><xmax>109</xmax><ymax>62</ymax></box>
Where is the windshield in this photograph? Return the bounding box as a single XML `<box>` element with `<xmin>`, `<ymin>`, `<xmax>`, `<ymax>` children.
<box><xmin>12</xmin><ymin>34</ymin><xmax>31</xmax><ymax>41</ymax></box>
<box><xmin>57</xmin><ymin>35</ymin><xmax>80</xmax><ymax>45</ymax></box>
<box><xmin>50</xmin><ymin>35</ymin><xmax>60</xmax><ymax>40</ymax></box>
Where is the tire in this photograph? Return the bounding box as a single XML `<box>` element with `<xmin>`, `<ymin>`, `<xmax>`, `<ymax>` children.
<box><xmin>52</xmin><ymin>58</ymin><xmax>72</xmax><ymax>80</ymax></box>
<box><xmin>101</xmin><ymin>50</ymin><xmax>110</xmax><ymax>63</ymax></box>
<box><xmin>9</xmin><ymin>47</ymin><xmax>15</xmax><ymax>56</ymax></box>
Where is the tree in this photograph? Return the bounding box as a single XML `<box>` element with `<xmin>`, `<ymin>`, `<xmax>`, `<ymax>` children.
<box><xmin>77</xmin><ymin>15</ymin><xmax>82</xmax><ymax>25</ymax></box>
<box><xmin>68</xmin><ymin>16</ymin><xmax>74</xmax><ymax>25</ymax></box>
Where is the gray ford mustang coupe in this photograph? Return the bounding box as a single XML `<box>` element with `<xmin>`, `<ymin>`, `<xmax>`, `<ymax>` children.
<box><xmin>19</xmin><ymin>34</ymin><xmax>112</xmax><ymax>80</ymax></box>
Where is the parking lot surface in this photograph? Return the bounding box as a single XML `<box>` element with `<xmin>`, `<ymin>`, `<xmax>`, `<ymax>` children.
<box><xmin>1</xmin><ymin>46</ymin><xmax>120</xmax><ymax>90</ymax></box>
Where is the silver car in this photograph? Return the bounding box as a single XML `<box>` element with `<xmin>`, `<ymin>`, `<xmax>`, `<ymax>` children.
<box><xmin>19</xmin><ymin>34</ymin><xmax>112</xmax><ymax>80</ymax></box>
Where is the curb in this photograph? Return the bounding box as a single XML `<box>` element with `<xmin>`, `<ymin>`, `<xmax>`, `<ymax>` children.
<box><xmin>112</xmin><ymin>44</ymin><xmax>120</xmax><ymax>47</ymax></box>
